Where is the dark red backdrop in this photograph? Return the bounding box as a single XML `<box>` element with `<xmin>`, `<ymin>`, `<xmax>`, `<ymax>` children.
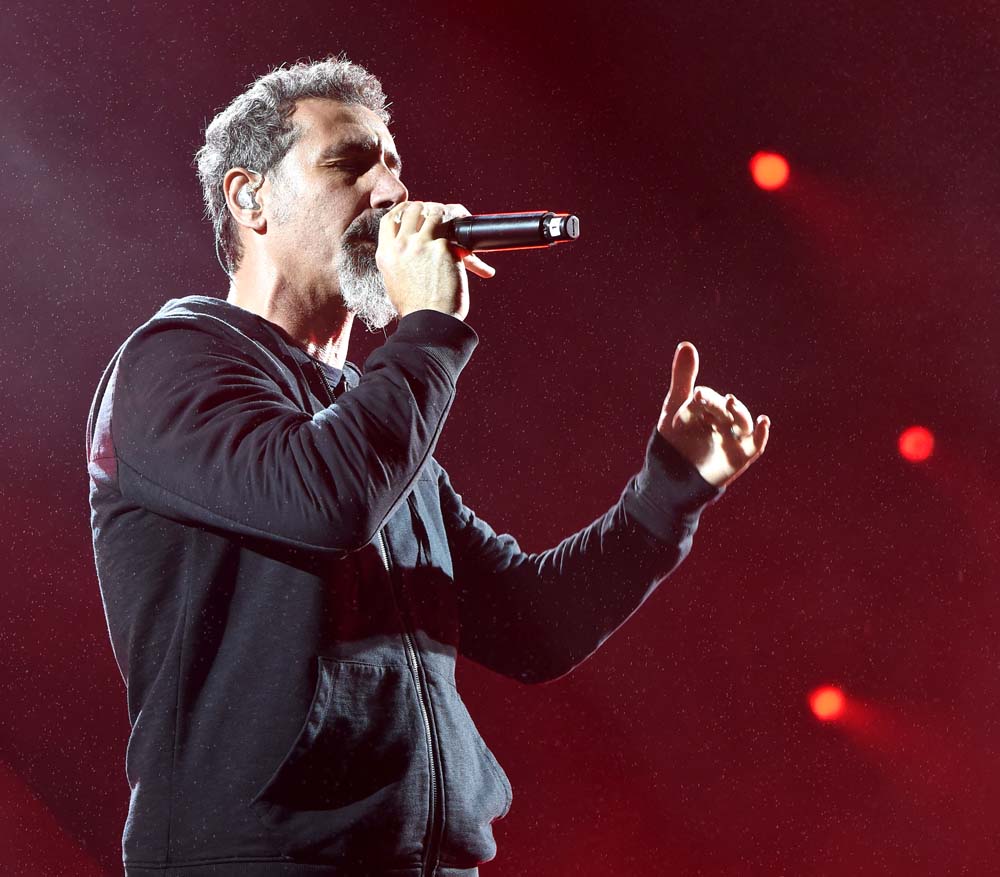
<box><xmin>4</xmin><ymin>1</ymin><xmax>999</xmax><ymax>873</ymax></box>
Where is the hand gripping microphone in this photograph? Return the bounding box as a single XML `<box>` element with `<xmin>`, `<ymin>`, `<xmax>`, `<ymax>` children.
<box><xmin>446</xmin><ymin>211</ymin><xmax>580</xmax><ymax>252</ymax></box>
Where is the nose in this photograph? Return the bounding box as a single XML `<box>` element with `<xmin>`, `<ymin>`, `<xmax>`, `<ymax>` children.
<box><xmin>370</xmin><ymin>164</ymin><xmax>408</xmax><ymax>210</ymax></box>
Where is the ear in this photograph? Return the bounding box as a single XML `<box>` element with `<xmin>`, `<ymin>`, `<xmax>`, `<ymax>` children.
<box><xmin>223</xmin><ymin>167</ymin><xmax>267</xmax><ymax>233</ymax></box>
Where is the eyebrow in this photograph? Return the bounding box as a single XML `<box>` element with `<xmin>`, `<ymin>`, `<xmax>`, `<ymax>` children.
<box><xmin>317</xmin><ymin>137</ymin><xmax>403</xmax><ymax>173</ymax></box>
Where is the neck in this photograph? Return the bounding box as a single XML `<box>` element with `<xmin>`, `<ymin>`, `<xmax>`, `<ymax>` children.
<box><xmin>226</xmin><ymin>262</ymin><xmax>354</xmax><ymax>370</ymax></box>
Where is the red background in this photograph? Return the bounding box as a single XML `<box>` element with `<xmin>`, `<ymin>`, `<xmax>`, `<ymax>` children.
<box><xmin>4</xmin><ymin>1</ymin><xmax>999</xmax><ymax>873</ymax></box>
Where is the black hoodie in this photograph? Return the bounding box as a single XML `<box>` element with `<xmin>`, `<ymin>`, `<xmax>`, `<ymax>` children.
<box><xmin>85</xmin><ymin>296</ymin><xmax>722</xmax><ymax>876</ymax></box>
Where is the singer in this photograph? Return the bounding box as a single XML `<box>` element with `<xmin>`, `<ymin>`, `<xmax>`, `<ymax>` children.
<box><xmin>86</xmin><ymin>56</ymin><xmax>770</xmax><ymax>877</ymax></box>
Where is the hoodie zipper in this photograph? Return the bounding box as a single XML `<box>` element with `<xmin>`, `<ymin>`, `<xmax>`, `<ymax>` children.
<box><xmin>375</xmin><ymin>529</ymin><xmax>443</xmax><ymax>877</ymax></box>
<box><xmin>313</xmin><ymin>361</ymin><xmax>443</xmax><ymax>876</ymax></box>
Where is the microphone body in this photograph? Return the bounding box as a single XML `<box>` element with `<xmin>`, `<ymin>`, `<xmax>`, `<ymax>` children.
<box><xmin>447</xmin><ymin>211</ymin><xmax>580</xmax><ymax>252</ymax></box>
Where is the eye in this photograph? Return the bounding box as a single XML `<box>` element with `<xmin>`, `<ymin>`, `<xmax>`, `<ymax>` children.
<box><xmin>333</xmin><ymin>161</ymin><xmax>367</xmax><ymax>176</ymax></box>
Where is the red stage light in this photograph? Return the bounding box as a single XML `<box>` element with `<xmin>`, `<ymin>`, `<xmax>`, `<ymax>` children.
<box><xmin>750</xmin><ymin>151</ymin><xmax>790</xmax><ymax>190</ymax></box>
<box><xmin>898</xmin><ymin>426</ymin><xmax>935</xmax><ymax>462</ymax></box>
<box><xmin>809</xmin><ymin>686</ymin><xmax>846</xmax><ymax>721</ymax></box>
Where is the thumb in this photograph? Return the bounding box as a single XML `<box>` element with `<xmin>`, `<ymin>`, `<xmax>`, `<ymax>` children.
<box><xmin>665</xmin><ymin>342</ymin><xmax>699</xmax><ymax>415</ymax></box>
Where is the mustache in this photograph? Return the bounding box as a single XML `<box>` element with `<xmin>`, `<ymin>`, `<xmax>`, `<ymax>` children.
<box><xmin>343</xmin><ymin>208</ymin><xmax>392</xmax><ymax>245</ymax></box>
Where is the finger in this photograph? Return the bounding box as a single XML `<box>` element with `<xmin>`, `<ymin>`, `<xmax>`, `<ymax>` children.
<box><xmin>753</xmin><ymin>415</ymin><xmax>771</xmax><ymax>455</ymax></box>
<box><xmin>440</xmin><ymin>203</ymin><xmax>473</xmax><ymax>249</ymax></box>
<box><xmin>689</xmin><ymin>403</ymin><xmax>736</xmax><ymax>436</ymax></box>
<box><xmin>398</xmin><ymin>200</ymin><xmax>424</xmax><ymax>236</ymax></box>
<box><xmin>379</xmin><ymin>202</ymin><xmax>408</xmax><ymax>244</ymax></box>
<box><xmin>417</xmin><ymin>202</ymin><xmax>447</xmax><ymax>239</ymax></box>
<box><xmin>665</xmin><ymin>342</ymin><xmax>699</xmax><ymax>415</ymax></box>
<box><xmin>441</xmin><ymin>203</ymin><xmax>472</xmax><ymax>223</ymax></box>
<box><xmin>726</xmin><ymin>394</ymin><xmax>754</xmax><ymax>437</ymax></box>
<box><xmin>692</xmin><ymin>386</ymin><xmax>734</xmax><ymax>429</ymax></box>
<box><xmin>462</xmin><ymin>251</ymin><xmax>496</xmax><ymax>278</ymax></box>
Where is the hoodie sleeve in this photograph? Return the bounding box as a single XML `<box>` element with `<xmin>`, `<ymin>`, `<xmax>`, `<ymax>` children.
<box><xmin>111</xmin><ymin>309</ymin><xmax>478</xmax><ymax>556</ymax></box>
<box><xmin>440</xmin><ymin>428</ymin><xmax>723</xmax><ymax>684</ymax></box>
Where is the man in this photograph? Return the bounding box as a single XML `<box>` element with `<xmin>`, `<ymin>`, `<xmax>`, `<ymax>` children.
<box><xmin>86</xmin><ymin>57</ymin><xmax>769</xmax><ymax>877</ymax></box>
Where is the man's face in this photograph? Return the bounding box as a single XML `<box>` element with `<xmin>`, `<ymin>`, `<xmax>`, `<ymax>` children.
<box><xmin>263</xmin><ymin>98</ymin><xmax>408</xmax><ymax>330</ymax></box>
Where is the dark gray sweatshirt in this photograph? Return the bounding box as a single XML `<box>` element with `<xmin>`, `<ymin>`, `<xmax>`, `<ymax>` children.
<box><xmin>85</xmin><ymin>296</ymin><xmax>722</xmax><ymax>876</ymax></box>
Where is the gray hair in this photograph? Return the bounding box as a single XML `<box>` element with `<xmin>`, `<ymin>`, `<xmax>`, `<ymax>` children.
<box><xmin>194</xmin><ymin>55</ymin><xmax>391</xmax><ymax>274</ymax></box>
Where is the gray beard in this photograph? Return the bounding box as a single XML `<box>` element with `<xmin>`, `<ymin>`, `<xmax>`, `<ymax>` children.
<box><xmin>336</xmin><ymin>233</ymin><xmax>397</xmax><ymax>332</ymax></box>
<box><xmin>336</xmin><ymin>243</ymin><xmax>396</xmax><ymax>332</ymax></box>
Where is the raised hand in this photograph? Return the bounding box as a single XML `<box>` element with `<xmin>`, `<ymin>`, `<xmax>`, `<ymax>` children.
<box><xmin>656</xmin><ymin>342</ymin><xmax>770</xmax><ymax>488</ymax></box>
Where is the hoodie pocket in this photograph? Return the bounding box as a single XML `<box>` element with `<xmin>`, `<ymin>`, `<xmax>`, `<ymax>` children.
<box><xmin>250</xmin><ymin>658</ymin><xmax>428</xmax><ymax>862</ymax></box>
<box><xmin>424</xmin><ymin>670</ymin><xmax>513</xmax><ymax>867</ymax></box>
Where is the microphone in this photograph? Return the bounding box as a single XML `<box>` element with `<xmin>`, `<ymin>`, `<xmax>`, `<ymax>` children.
<box><xmin>446</xmin><ymin>211</ymin><xmax>580</xmax><ymax>252</ymax></box>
